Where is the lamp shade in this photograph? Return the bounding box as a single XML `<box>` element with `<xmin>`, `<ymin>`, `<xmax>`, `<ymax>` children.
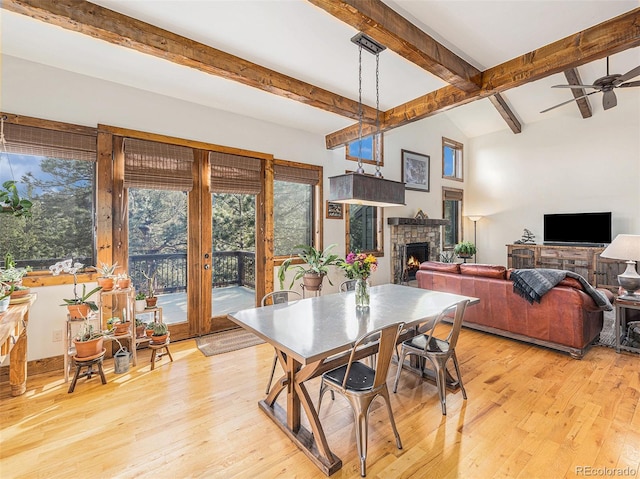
<box><xmin>600</xmin><ymin>234</ymin><xmax>640</xmax><ymax>261</ymax></box>
<box><xmin>329</xmin><ymin>173</ymin><xmax>405</xmax><ymax>207</ymax></box>
<box><xmin>467</xmin><ymin>215</ymin><xmax>483</xmax><ymax>222</ymax></box>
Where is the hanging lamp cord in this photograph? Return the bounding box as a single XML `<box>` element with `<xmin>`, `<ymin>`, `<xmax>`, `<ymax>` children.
<box><xmin>374</xmin><ymin>52</ymin><xmax>383</xmax><ymax>178</ymax></box>
<box><xmin>356</xmin><ymin>45</ymin><xmax>364</xmax><ymax>174</ymax></box>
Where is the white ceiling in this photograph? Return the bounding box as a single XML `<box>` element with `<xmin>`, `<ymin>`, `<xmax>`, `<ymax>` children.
<box><xmin>2</xmin><ymin>0</ymin><xmax>639</xmax><ymax>139</ymax></box>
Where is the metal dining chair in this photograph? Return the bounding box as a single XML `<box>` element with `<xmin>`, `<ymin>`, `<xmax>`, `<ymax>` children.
<box><xmin>339</xmin><ymin>279</ymin><xmax>357</xmax><ymax>292</ymax></box>
<box><xmin>392</xmin><ymin>299</ymin><xmax>469</xmax><ymax>415</ymax></box>
<box><xmin>318</xmin><ymin>322</ymin><xmax>405</xmax><ymax>477</ymax></box>
<box><xmin>261</xmin><ymin>290</ymin><xmax>301</xmax><ymax>394</ymax></box>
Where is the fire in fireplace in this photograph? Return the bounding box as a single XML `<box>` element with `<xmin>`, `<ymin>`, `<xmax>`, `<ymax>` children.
<box><xmin>405</xmin><ymin>242</ymin><xmax>429</xmax><ymax>280</ymax></box>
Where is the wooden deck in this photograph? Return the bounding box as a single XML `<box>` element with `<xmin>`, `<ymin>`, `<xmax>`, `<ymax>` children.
<box><xmin>1</xmin><ymin>326</ymin><xmax>638</xmax><ymax>478</ymax></box>
<box><xmin>153</xmin><ymin>285</ymin><xmax>255</xmax><ymax>324</ymax></box>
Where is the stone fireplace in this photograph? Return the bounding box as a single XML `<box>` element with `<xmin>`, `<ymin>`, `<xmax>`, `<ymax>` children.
<box><xmin>388</xmin><ymin>217</ymin><xmax>448</xmax><ymax>284</ymax></box>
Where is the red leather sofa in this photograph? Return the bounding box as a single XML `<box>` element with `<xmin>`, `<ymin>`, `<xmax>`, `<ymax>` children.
<box><xmin>416</xmin><ymin>262</ymin><xmax>613</xmax><ymax>358</ymax></box>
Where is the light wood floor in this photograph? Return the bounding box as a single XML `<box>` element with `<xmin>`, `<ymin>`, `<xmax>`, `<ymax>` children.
<box><xmin>1</xmin><ymin>329</ymin><xmax>639</xmax><ymax>479</ymax></box>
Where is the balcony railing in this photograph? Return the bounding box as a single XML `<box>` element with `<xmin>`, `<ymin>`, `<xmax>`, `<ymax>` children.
<box><xmin>129</xmin><ymin>251</ymin><xmax>255</xmax><ymax>294</ymax></box>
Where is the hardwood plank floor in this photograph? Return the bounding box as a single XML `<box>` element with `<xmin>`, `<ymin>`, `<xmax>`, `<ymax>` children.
<box><xmin>1</xmin><ymin>329</ymin><xmax>639</xmax><ymax>478</ymax></box>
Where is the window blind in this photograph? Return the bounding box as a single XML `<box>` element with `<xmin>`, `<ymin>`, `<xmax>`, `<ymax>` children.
<box><xmin>210</xmin><ymin>151</ymin><xmax>262</xmax><ymax>195</ymax></box>
<box><xmin>1</xmin><ymin>123</ymin><xmax>96</xmax><ymax>162</ymax></box>
<box><xmin>443</xmin><ymin>188</ymin><xmax>463</xmax><ymax>201</ymax></box>
<box><xmin>273</xmin><ymin>164</ymin><xmax>320</xmax><ymax>185</ymax></box>
<box><xmin>123</xmin><ymin>138</ymin><xmax>194</xmax><ymax>191</ymax></box>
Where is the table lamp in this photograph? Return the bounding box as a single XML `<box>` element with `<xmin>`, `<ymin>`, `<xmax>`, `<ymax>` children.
<box><xmin>600</xmin><ymin>234</ymin><xmax>640</xmax><ymax>299</ymax></box>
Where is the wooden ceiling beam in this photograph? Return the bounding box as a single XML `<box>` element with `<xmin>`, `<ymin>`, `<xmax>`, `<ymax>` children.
<box><xmin>307</xmin><ymin>0</ymin><xmax>481</xmax><ymax>93</ymax></box>
<box><xmin>325</xmin><ymin>7</ymin><xmax>640</xmax><ymax>148</ymax></box>
<box><xmin>563</xmin><ymin>68</ymin><xmax>593</xmax><ymax>118</ymax></box>
<box><xmin>488</xmin><ymin>93</ymin><xmax>522</xmax><ymax>134</ymax></box>
<box><xmin>2</xmin><ymin>0</ymin><xmax>378</xmax><ymax>124</ymax></box>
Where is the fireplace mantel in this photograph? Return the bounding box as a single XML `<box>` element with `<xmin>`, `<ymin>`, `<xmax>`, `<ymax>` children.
<box><xmin>387</xmin><ymin>217</ymin><xmax>448</xmax><ymax>226</ymax></box>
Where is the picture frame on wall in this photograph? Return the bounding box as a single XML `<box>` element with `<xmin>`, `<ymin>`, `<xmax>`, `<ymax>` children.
<box><xmin>401</xmin><ymin>149</ymin><xmax>430</xmax><ymax>192</ymax></box>
<box><xmin>326</xmin><ymin>201</ymin><xmax>343</xmax><ymax>219</ymax></box>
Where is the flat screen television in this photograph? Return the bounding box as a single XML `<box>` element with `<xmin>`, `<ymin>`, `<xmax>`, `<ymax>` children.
<box><xmin>543</xmin><ymin>212</ymin><xmax>611</xmax><ymax>246</ymax></box>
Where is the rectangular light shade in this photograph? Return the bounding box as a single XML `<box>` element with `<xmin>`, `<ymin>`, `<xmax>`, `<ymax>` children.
<box><xmin>600</xmin><ymin>234</ymin><xmax>640</xmax><ymax>261</ymax></box>
<box><xmin>329</xmin><ymin>173</ymin><xmax>405</xmax><ymax>208</ymax></box>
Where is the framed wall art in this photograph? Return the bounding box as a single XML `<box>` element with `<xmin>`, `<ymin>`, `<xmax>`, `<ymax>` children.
<box><xmin>326</xmin><ymin>201</ymin><xmax>343</xmax><ymax>219</ymax></box>
<box><xmin>401</xmin><ymin>149</ymin><xmax>430</xmax><ymax>192</ymax></box>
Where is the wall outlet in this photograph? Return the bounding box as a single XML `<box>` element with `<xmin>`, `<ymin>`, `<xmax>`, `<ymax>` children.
<box><xmin>52</xmin><ymin>330</ymin><xmax>63</xmax><ymax>342</ymax></box>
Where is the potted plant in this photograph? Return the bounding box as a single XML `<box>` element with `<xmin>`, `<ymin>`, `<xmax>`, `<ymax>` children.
<box><xmin>135</xmin><ymin>318</ymin><xmax>147</xmax><ymax>338</ymax></box>
<box><xmin>278</xmin><ymin>244</ymin><xmax>340</xmax><ymax>291</ymax></box>
<box><xmin>149</xmin><ymin>322</ymin><xmax>168</xmax><ymax>344</ymax></box>
<box><xmin>116</xmin><ymin>273</ymin><xmax>131</xmax><ymax>290</ymax></box>
<box><xmin>0</xmin><ymin>283</ymin><xmax>15</xmax><ymax>314</ymax></box>
<box><xmin>141</xmin><ymin>269</ymin><xmax>158</xmax><ymax>307</ymax></box>
<box><xmin>73</xmin><ymin>322</ymin><xmax>105</xmax><ymax>359</ymax></box>
<box><xmin>96</xmin><ymin>261</ymin><xmax>118</xmax><ymax>291</ymax></box>
<box><xmin>135</xmin><ymin>292</ymin><xmax>147</xmax><ymax>312</ymax></box>
<box><xmin>52</xmin><ymin>260</ymin><xmax>102</xmax><ymax>319</ymax></box>
<box><xmin>145</xmin><ymin>322</ymin><xmax>155</xmax><ymax>338</ymax></box>
<box><xmin>454</xmin><ymin>241</ymin><xmax>477</xmax><ymax>259</ymax></box>
<box><xmin>108</xmin><ymin>316</ymin><xmax>131</xmax><ymax>336</ymax></box>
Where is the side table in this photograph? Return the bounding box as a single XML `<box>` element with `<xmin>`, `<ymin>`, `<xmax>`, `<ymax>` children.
<box><xmin>614</xmin><ymin>296</ymin><xmax>640</xmax><ymax>354</ymax></box>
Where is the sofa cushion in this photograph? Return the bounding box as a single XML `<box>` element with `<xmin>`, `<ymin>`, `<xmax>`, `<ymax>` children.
<box><xmin>460</xmin><ymin>264</ymin><xmax>507</xmax><ymax>279</ymax></box>
<box><xmin>419</xmin><ymin>261</ymin><xmax>460</xmax><ymax>273</ymax></box>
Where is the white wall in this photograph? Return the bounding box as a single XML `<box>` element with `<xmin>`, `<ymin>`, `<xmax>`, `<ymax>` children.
<box><xmin>466</xmin><ymin>97</ymin><xmax>640</xmax><ymax>266</ymax></box>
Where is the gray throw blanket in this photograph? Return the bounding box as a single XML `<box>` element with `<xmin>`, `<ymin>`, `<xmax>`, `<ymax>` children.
<box><xmin>511</xmin><ymin>269</ymin><xmax>612</xmax><ymax>311</ymax></box>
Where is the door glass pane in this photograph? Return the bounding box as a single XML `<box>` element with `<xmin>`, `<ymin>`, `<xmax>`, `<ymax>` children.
<box><xmin>273</xmin><ymin>180</ymin><xmax>312</xmax><ymax>256</ymax></box>
<box><xmin>128</xmin><ymin>188</ymin><xmax>188</xmax><ymax>325</ymax></box>
<box><xmin>211</xmin><ymin>193</ymin><xmax>256</xmax><ymax>316</ymax></box>
<box><xmin>443</xmin><ymin>199</ymin><xmax>459</xmax><ymax>247</ymax></box>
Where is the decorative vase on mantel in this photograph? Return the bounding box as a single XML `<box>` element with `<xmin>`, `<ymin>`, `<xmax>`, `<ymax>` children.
<box><xmin>355</xmin><ymin>279</ymin><xmax>370</xmax><ymax>310</ymax></box>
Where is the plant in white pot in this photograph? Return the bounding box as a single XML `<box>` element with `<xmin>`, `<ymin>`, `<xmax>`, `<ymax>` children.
<box><xmin>278</xmin><ymin>244</ymin><xmax>340</xmax><ymax>291</ymax></box>
<box><xmin>0</xmin><ymin>282</ymin><xmax>15</xmax><ymax>314</ymax></box>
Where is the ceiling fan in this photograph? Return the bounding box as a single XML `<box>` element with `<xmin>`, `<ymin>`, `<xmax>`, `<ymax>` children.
<box><xmin>541</xmin><ymin>57</ymin><xmax>640</xmax><ymax>113</ymax></box>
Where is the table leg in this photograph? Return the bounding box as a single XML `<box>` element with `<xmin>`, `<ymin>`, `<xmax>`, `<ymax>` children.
<box><xmin>10</xmin><ymin>328</ymin><xmax>27</xmax><ymax>397</ymax></box>
<box><xmin>615</xmin><ymin>304</ymin><xmax>622</xmax><ymax>353</ymax></box>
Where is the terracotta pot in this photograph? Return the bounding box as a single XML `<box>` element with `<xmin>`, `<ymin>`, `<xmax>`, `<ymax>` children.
<box><xmin>74</xmin><ymin>337</ymin><xmax>104</xmax><ymax>359</ymax></box>
<box><xmin>150</xmin><ymin>334</ymin><xmax>168</xmax><ymax>345</ymax></box>
<box><xmin>67</xmin><ymin>303</ymin><xmax>91</xmax><ymax>319</ymax></box>
<box><xmin>117</xmin><ymin>278</ymin><xmax>131</xmax><ymax>289</ymax></box>
<box><xmin>145</xmin><ymin>297</ymin><xmax>158</xmax><ymax>308</ymax></box>
<box><xmin>146</xmin><ymin>328</ymin><xmax>155</xmax><ymax>338</ymax></box>
<box><xmin>97</xmin><ymin>277</ymin><xmax>114</xmax><ymax>291</ymax></box>
<box><xmin>302</xmin><ymin>272</ymin><xmax>325</xmax><ymax>291</ymax></box>
<box><xmin>136</xmin><ymin>325</ymin><xmax>146</xmax><ymax>338</ymax></box>
<box><xmin>10</xmin><ymin>288</ymin><xmax>30</xmax><ymax>299</ymax></box>
<box><xmin>113</xmin><ymin>321</ymin><xmax>131</xmax><ymax>335</ymax></box>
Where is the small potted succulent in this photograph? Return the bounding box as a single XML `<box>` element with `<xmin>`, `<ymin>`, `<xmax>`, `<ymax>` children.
<box><xmin>135</xmin><ymin>292</ymin><xmax>147</xmax><ymax>312</ymax></box>
<box><xmin>107</xmin><ymin>316</ymin><xmax>131</xmax><ymax>336</ymax></box>
<box><xmin>96</xmin><ymin>262</ymin><xmax>118</xmax><ymax>291</ymax></box>
<box><xmin>141</xmin><ymin>269</ymin><xmax>158</xmax><ymax>308</ymax></box>
<box><xmin>149</xmin><ymin>322</ymin><xmax>168</xmax><ymax>344</ymax></box>
<box><xmin>73</xmin><ymin>322</ymin><xmax>105</xmax><ymax>359</ymax></box>
<box><xmin>135</xmin><ymin>318</ymin><xmax>147</xmax><ymax>338</ymax></box>
<box><xmin>116</xmin><ymin>273</ymin><xmax>131</xmax><ymax>290</ymax></box>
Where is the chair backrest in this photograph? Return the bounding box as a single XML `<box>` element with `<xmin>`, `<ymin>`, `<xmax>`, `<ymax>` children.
<box><xmin>421</xmin><ymin>299</ymin><xmax>469</xmax><ymax>352</ymax></box>
<box><xmin>261</xmin><ymin>290</ymin><xmax>301</xmax><ymax>307</ymax></box>
<box><xmin>339</xmin><ymin>280</ymin><xmax>357</xmax><ymax>292</ymax></box>
<box><xmin>342</xmin><ymin>322</ymin><xmax>404</xmax><ymax>390</ymax></box>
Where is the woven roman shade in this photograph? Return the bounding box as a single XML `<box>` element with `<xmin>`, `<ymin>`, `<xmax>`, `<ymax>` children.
<box><xmin>123</xmin><ymin>138</ymin><xmax>194</xmax><ymax>191</ymax></box>
<box><xmin>1</xmin><ymin>123</ymin><xmax>96</xmax><ymax>161</ymax></box>
<box><xmin>273</xmin><ymin>164</ymin><xmax>320</xmax><ymax>185</ymax></box>
<box><xmin>443</xmin><ymin>188</ymin><xmax>463</xmax><ymax>201</ymax></box>
<box><xmin>210</xmin><ymin>151</ymin><xmax>262</xmax><ymax>194</ymax></box>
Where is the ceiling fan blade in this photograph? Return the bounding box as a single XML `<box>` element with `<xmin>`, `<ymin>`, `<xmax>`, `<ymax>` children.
<box><xmin>602</xmin><ymin>90</ymin><xmax>617</xmax><ymax>110</ymax></box>
<box><xmin>540</xmin><ymin>91</ymin><xmax>598</xmax><ymax>113</ymax></box>
<box><xmin>615</xmin><ymin>64</ymin><xmax>640</xmax><ymax>84</ymax></box>
<box><xmin>619</xmin><ymin>80</ymin><xmax>640</xmax><ymax>88</ymax></box>
<box><xmin>552</xmin><ymin>84</ymin><xmax>598</xmax><ymax>89</ymax></box>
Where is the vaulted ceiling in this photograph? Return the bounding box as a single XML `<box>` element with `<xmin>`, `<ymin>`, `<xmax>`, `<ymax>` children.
<box><xmin>2</xmin><ymin>0</ymin><xmax>639</xmax><ymax>143</ymax></box>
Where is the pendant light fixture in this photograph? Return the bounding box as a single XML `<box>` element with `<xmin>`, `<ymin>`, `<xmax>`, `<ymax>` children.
<box><xmin>328</xmin><ymin>33</ymin><xmax>405</xmax><ymax>208</ymax></box>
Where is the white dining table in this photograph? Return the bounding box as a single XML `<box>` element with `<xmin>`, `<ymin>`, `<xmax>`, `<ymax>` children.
<box><xmin>227</xmin><ymin>283</ymin><xmax>479</xmax><ymax>476</ymax></box>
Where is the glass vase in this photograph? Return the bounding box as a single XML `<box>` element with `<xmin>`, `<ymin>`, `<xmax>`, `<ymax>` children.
<box><xmin>355</xmin><ymin>278</ymin><xmax>370</xmax><ymax>310</ymax></box>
